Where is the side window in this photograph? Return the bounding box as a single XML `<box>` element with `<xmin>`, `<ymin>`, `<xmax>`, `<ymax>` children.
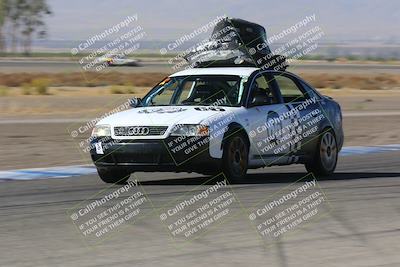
<box><xmin>249</xmin><ymin>74</ymin><xmax>279</xmax><ymax>106</ymax></box>
<box><xmin>274</xmin><ymin>75</ymin><xmax>307</xmax><ymax>103</ymax></box>
<box><xmin>300</xmin><ymin>80</ymin><xmax>320</xmax><ymax>100</ymax></box>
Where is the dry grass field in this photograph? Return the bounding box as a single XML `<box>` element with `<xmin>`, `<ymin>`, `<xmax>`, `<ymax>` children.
<box><xmin>1</xmin><ymin>71</ymin><xmax>400</xmax><ymax>117</ymax></box>
<box><xmin>0</xmin><ymin>72</ymin><xmax>399</xmax><ymax>92</ymax></box>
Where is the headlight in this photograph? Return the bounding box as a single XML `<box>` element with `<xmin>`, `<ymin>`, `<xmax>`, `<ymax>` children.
<box><xmin>92</xmin><ymin>125</ymin><xmax>111</xmax><ymax>137</ymax></box>
<box><xmin>170</xmin><ymin>124</ymin><xmax>209</xmax><ymax>136</ymax></box>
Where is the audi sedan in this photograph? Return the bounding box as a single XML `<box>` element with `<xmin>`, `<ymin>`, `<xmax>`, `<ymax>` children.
<box><xmin>90</xmin><ymin>67</ymin><xmax>343</xmax><ymax>183</ymax></box>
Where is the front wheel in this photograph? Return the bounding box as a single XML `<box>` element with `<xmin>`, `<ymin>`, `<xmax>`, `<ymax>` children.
<box><xmin>222</xmin><ymin>133</ymin><xmax>249</xmax><ymax>183</ymax></box>
<box><xmin>97</xmin><ymin>167</ymin><xmax>131</xmax><ymax>184</ymax></box>
<box><xmin>305</xmin><ymin>130</ymin><xmax>338</xmax><ymax>176</ymax></box>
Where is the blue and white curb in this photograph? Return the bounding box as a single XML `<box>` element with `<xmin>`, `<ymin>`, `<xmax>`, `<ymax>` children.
<box><xmin>1</xmin><ymin>144</ymin><xmax>400</xmax><ymax>181</ymax></box>
<box><xmin>340</xmin><ymin>144</ymin><xmax>400</xmax><ymax>156</ymax></box>
<box><xmin>0</xmin><ymin>165</ymin><xmax>96</xmax><ymax>181</ymax></box>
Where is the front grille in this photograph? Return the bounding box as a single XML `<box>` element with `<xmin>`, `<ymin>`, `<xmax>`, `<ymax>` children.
<box><xmin>114</xmin><ymin>126</ymin><xmax>168</xmax><ymax>136</ymax></box>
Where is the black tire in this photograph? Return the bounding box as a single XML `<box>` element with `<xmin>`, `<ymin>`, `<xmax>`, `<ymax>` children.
<box><xmin>97</xmin><ymin>167</ymin><xmax>130</xmax><ymax>184</ymax></box>
<box><xmin>305</xmin><ymin>129</ymin><xmax>338</xmax><ymax>176</ymax></box>
<box><xmin>222</xmin><ymin>133</ymin><xmax>249</xmax><ymax>183</ymax></box>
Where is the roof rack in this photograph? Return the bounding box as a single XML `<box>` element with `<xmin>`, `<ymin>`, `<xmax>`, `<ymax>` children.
<box><xmin>183</xmin><ymin>17</ymin><xmax>288</xmax><ymax>71</ymax></box>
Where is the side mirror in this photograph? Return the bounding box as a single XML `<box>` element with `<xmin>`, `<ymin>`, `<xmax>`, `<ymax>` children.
<box><xmin>129</xmin><ymin>97</ymin><xmax>142</xmax><ymax>108</ymax></box>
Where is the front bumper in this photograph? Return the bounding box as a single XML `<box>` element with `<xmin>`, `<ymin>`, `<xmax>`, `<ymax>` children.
<box><xmin>90</xmin><ymin>136</ymin><xmax>220</xmax><ymax>173</ymax></box>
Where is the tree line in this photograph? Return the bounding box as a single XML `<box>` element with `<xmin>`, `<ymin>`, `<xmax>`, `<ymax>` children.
<box><xmin>0</xmin><ymin>0</ymin><xmax>51</xmax><ymax>55</ymax></box>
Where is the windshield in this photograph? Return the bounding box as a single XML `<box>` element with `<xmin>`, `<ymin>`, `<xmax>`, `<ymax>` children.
<box><xmin>142</xmin><ymin>75</ymin><xmax>245</xmax><ymax>107</ymax></box>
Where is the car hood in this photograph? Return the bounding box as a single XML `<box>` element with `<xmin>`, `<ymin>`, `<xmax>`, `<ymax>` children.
<box><xmin>98</xmin><ymin>105</ymin><xmax>238</xmax><ymax>127</ymax></box>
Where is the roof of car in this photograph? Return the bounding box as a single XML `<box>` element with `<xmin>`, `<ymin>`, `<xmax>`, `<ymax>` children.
<box><xmin>169</xmin><ymin>67</ymin><xmax>260</xmax><ymax>77</ymax></box>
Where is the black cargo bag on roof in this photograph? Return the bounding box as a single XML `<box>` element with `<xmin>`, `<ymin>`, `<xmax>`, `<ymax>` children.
<box><xmin>183</xmin><ymin>17</ymin><xmax>288</xmax><ymax>70</ymax></box>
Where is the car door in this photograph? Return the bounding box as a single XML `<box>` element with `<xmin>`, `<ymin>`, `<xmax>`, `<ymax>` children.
<box><xmin>245</xmin><ymin>72</ymin><xmax>293</xmax><ymax>167</ymax></box>
<box><xmin>272</xmin><ymin>73</ymin><xmax>322</xmax><ymax>160</ymax></box>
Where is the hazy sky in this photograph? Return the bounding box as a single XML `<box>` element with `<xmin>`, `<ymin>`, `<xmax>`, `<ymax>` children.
<box><xmin>45</xmin><ymin>0</ymin><xmax>400</xmax><ymax>41</ymax></box>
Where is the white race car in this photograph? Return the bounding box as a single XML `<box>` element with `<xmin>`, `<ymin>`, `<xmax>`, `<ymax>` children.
<box><xmin>96</xmin><ymin>54</ymin><xmax>140</xmax><ymax>66</ymax></box>
<box><xmin>90</xmin><ymin>67</ymin><xmax>343</xmax><ymax>183</ymax></box>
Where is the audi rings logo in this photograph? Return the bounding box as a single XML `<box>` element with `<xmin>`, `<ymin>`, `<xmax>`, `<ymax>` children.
<box><xmin>114</xmin><ymin>126</ymin><xmax>150</xmax><ymax>136</ymax></box>
<box><xmin>127</xmin><ymin>126</ymin><xmax>150</xmax><ymax>136</ymax></box>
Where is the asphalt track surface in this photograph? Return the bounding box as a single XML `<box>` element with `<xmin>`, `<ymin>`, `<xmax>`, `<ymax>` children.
<box><xmin>1</xmin><ymin>151</ymin><xmax>399</xmax><ymax>266</ymax></box>
<box><xmin>1</xmin><ymin>60</ymin><xmax>400</xmax><ymax>74</ymax></box>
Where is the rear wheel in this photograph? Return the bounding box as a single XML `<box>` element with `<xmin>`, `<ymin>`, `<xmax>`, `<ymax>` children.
<box><xmin>97</xmin><ymin>167</ymin><xmax>131</xmax><ymax>184</ymax></box>
<box><xmin>222</xmin><ymin>133</ymin><xmax>249</xmax><ymax>183</ymax></box>
<box><xmin>305</xmin><ymin>129</ymin><xmax>338</xmax><ymax>176</ymax></box>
